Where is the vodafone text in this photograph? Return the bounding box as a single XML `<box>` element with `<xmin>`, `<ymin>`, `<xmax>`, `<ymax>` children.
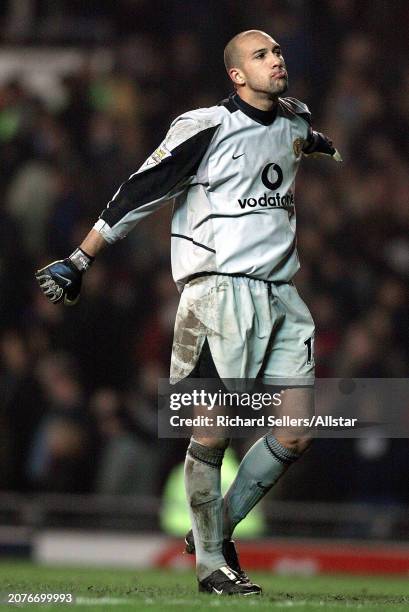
<box><xmin>238</xmin><ymin>192</ymin><xmax>294</xmax><ymax>210</ymax></box>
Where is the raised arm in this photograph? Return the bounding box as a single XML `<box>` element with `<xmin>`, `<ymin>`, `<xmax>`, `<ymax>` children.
<box><xmin>35</xmin><ymin>116</ymin><xmax>219</xmax><ymax>305</ymax></box>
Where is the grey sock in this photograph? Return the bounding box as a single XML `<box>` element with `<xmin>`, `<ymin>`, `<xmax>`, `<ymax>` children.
<box><xmin>223</xmin><ymin>433</ymin><xmax>300</xmax><ymax>539</ymax></box>
<box><xmin>184</xmin><ymin>438</ymin><xmax>227</xmax><ymax>580</ymax></box>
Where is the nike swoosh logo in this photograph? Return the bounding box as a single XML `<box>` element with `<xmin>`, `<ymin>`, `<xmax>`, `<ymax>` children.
<box><xmin>212</xmin><ymin>588</ymin><xmax>223</xmax><ymax>595</ymax></box>
<box><xmin>232</xmin><ymin>153</ymin><xmax>245</xmax><ymax>159</ymax></box>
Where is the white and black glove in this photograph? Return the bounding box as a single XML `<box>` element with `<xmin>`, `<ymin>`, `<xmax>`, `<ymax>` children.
<box><xmin>35</xmin><ymin>248</ymin><xmax>94</xmax><ymax>305</ymax></box>
<box><xmin>303</xmin><ymin>129</ymin><xmax>342</xmax><ymax>162</ymax></box>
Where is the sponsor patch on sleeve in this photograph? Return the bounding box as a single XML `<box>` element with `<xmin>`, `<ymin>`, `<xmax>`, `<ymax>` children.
<box><xmin>146</xmin><ymin>144</ymin><xmax>172</xmax><ymax>166</ymax></box>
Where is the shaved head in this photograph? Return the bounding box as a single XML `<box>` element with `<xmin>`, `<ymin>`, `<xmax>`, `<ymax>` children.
<box><xmin>224</xmin><ymin>30</ymin><xmax>273</xmax><ymax>72</ymax></box>
<box><xmin>223</xmin><ymin>30</ymin><xmax>288</xmax><ymax>108</ymax></box>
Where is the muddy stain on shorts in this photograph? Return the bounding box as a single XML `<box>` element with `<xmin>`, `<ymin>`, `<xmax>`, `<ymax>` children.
<box><xmin>170</xmin><ymin>279</ymin><xmax>228</xmax><ymax>383</ymax></box>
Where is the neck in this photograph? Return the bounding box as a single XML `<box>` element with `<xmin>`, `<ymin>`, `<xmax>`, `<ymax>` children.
<box><xmin>236</xmin><ymin>89</ymin><xmax>278</xmax><ymax>111</ymax></box>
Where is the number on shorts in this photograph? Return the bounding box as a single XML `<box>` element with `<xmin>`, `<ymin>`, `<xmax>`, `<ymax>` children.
<box><xmin>304</xmin><ymin>337</ymin><xmax>313</xmax><ymax>365</ymax></box>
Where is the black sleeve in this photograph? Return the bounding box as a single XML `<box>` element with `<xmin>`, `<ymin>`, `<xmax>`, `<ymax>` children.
<box><xmin>96</xmin><ymin>121</ymin><xmax>219</xmax><ymax>241</ymax></box>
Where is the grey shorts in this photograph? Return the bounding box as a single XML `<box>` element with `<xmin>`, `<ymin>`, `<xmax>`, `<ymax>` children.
<box><xmin>170</xmin><ymin>274</ymin><xmax>315</xmax><ymax>386</ymax></box>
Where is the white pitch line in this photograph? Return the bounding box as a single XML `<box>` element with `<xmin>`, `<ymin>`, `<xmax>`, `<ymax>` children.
<box><xmin>74</xmin><ymin>596</ymin><xmax>365</xmax><ymax>609</ymax></box>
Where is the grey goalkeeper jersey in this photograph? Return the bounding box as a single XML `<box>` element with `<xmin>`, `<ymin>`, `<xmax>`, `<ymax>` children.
<box><xmin>94</xmin><ymin>93</ymin><xmax>311</xmax><ymax>290</ymax></box>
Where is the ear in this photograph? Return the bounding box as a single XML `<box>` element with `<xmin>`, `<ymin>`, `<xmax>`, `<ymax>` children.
<box><xmin>229</xmin><ymin>67</ymin><xmax>245</xmax><ymax>87</ymax></box>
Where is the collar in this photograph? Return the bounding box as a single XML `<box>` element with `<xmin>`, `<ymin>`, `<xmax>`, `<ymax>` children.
<box><xmin>231</xmin><ymin>93</ymin><xmax>277</xmax><ymax>125</ymax></box>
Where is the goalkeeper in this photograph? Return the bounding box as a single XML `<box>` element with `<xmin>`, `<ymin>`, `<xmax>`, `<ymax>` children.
<box><xmin>36</xmin><ymin>30</ymin><xmax>341</xmax><ymax>596</ymax></box>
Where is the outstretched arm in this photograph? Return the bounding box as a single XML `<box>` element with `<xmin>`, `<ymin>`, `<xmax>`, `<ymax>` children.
<box><xmin>35</xmin><ymin>116</ymin><xmax>220</xmax><ymax>305</ymax></box>
<box><xmin>80</xmin><ymin>228</ymin><xmax>108</xmax><ymax>257</ymax></box>
<box><xmin>302</xmin><ymin>128</ymin><xmax>342</xmax><ymax>162</ymax></box>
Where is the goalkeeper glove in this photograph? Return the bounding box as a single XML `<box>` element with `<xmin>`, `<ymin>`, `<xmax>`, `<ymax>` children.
<box><xmin>303</xmin><ymin>129</ymin><xmax>342</xmax><ymax>162</ymax></box>
<box><xmin>35</xmin><ymin>248</ymin><xmax>94</xmax><ymax>305</ymax></box>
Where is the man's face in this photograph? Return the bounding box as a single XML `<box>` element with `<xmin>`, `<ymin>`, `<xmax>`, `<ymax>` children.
<box><xmin>235</xmin><ymin>34</ymin><xmax>288</xmax><ymax>97</ymax></box>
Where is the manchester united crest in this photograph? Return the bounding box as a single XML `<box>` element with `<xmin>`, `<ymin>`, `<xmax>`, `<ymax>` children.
<box><xmin>293</xmin><ymin>137</ymin><xmax>306</xmax><ymax>159</ymax></box>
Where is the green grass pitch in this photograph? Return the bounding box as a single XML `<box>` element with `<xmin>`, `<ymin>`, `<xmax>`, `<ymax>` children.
<box><xmin>2</xmin><ymin>562</ymin><xmax>409</xmax><ymax>611</ymax></box>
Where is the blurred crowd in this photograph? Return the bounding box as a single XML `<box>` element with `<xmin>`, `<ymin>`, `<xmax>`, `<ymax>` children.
<box><xmin>0</xmin><ymin>1</ymin><xmax>408</xmax><ymax>515</ymax></box>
